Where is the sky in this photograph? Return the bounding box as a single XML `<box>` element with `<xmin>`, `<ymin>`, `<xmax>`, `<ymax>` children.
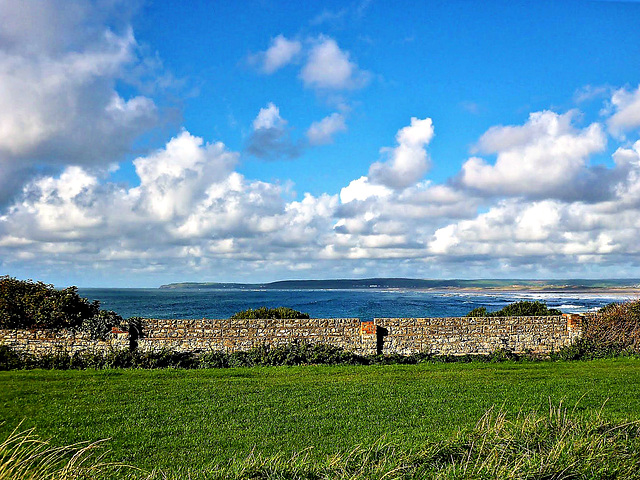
<box><xmin>1</xmin><ymin>0</ymin><xmax>640</xmax><ymax>287</ymax></box>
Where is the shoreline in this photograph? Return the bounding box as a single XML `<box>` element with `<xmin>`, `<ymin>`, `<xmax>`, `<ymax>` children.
<box><xmin>426</xmin><ymin>287</ymin><xmax>640</xmax><ymax>296</ymax></box>
<box><xmin>430</xmin><ymin>286</ymin><xmax>640</xmax><ymax>298</ymax></box>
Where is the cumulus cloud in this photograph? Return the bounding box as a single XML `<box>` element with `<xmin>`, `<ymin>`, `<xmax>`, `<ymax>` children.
<box><xmin>4</xmin><ymin>101</ymin><xmax>640</xmax><ymax>282</ymax></box>
<box><xmin>300</xmin><ymin>37</ymin><xmax>370</xmax><ymax>90</ymax></box>
<box><xmin>427</xmin><ymin>143</ymin><xmax>640</xmax><ymax>271</ymax></box>
<box><xmin>459</xmin><ymin>110</ymin><xmax>606</xmax><ymax>199</ymax></box>
<box><xmin>0</xmin><ymin>130</ymin><xmax>340</xmax><ymax>278</ymax></box>
<box><xmin>306</xmin><ymin>113</ymin><xmax>347</xmax><ymax>145</ymax></box>
<box><xmin>368</xmin><ymin>117</ymin><xmax>435</xmax><ymax>190</ymax></box>
<box><xmin>607</xmin><ymin>85</ymin><xmax>640</xmax><ymax>136</ymax></box>
<box><xmin>246</xmin><ymin>103</ymin><xmax>302</xmax><ymax>159</ymax></box>
<box><xmin>0</xmin><ymin>0</ymin><xmax>159</xmax><ymax>206</ymax></box>
<box><xmin>340</xmin><ymin>176</ymin><xmax>393</xmax><ymax>203</ymax></box>
<box><xmin>427</xmin><ymin>197</ymin><xmax>631</xmax><ymax>263</ymax></box>
<box><xmin>251</xmin><ymin>34</ymin><xmax>370</xmax><ymax>93</ymax></box>
<box><xmin>247</xmin><ymin>105</ymin><xmax>347</xmax><ymax>158</ymax></box>
<box><xmin>250</xmin><ymin>34</ymin><xmax>302</xmax><ymax>74</ymax></box>
<box><xmin>131</xmin><ymin>130</ymin><xmax>238</xmax><ymax>221</ymax></box>
<box><xmin>246</xmin><ymin>35</ymin><xmax>369</xmax><ymax>154</ymax></box>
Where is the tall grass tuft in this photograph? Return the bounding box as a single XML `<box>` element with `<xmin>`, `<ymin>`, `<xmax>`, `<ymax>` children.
<box><xmin>141</xmin><ymin>403</ymin><xmax>640</xmax><ymax>480</ymax></box>
<box><xmin>4</xmin><ymin>404</ymin><xmax>640</xmax><ymax>479</ymax></box>
<box><xmin>0</xmin><ymin>424</ymin><xmax>125</xmax><ymax>480</ymax></box>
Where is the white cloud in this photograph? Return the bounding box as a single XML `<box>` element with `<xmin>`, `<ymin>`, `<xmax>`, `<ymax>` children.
<box><xmin>307</xmin><ymin>113</ymin><xmax>347</xmax><ymax>145</ymax></box>
<box><xmin>607</xmin><ymin>85</ymin><xmax>640</xmax><ymax>136</ymax></box>
<box><xmin>310</xmin><ymin>9</ymin><xmax>348</xmax><ymax>25</ymax></box>
<box><xmin>574</xmin><ymin>84</ymin><xmax>610</xmax><ymax>104</ymax></box>
<box><xmin>0</xmin><ymin>130</ymin><xmax>342</xmax><ymax>280</ymax></box>
<box><xmin>252</xmin><ymin>103</ymin><xmax>286</xmax><ymax>130</ymax></box>
<box><xmin>368</xmin><ymin>117</ymin><xmax>435</xmax><ymax>190</ymax></box>
<box><xmin>0</xmin><ymin>28</ymin><xmax>155</xmax><ymax>158</ymax></box>
<box><xmin>427</xmin><ymin>188</ymin><xmax>640</xmax><ymax>266</ymax></box>
<box><xmin>340</xmin><ymin>176</ymin><xmax>393</xmax><ymax>203</ymax></box>
<box><xmin>4</xmin><ymin>103</ymin><xmax>640</xmax><ymax>282</ymax></box>
<box><xmin>263</xmin><ymin>35</ymin><xmax>301</xmax><ymax>73</ymax></box>
<box><xmin>252</xmin><ymin>35</ymin><xmax>302</xmax><ymax>74</ymax></box>
<box><xmin>246</xmin><ymin>103</ymin><xmax>301</xmax><ymax>159</ymax></box>
<box><xmin>300</xmin><ymin>37</ymin><xmax>369</xmax><ymax>90</ymax></box>
<box><xmin>0</xmin><ymin>0</ymin><xmax>159</xmax><ymax>206</ymax></box>
<box><xmin>460</xmin><ymin>110</ymin><xmax>606</xmax><ymax>198</ymax></box>
<box><xmin>131</xmin><ymin>130</ymin><xmax>238</xmax><ymax>221</ymax></box>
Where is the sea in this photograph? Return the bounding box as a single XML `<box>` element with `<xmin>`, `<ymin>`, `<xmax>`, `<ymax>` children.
<box><xmin>77</xmin><ymin>288</ymin><xmax>638</xmax><ymax>321</ymax></box>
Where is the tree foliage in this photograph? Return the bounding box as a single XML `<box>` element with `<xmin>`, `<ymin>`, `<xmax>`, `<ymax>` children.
<box><xmin>81</xmin><ymin>309</ymin><xmax>124</xmax><ymax>340</ymax></box>
<box><xmin>467</xmin><ymin>301</ymin><xmax>562</xmax><ymax>317</ymax></box>
<box><xmin>0</xmin><ymin>276</ymin><xmax>99</xmax><ymax>329</ymax></box>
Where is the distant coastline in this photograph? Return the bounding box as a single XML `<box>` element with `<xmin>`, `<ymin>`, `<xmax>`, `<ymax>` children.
<box><xmin>159</xmin><ymin>278</ymin><xmax>640</xmax><ymax>295</ymax></box>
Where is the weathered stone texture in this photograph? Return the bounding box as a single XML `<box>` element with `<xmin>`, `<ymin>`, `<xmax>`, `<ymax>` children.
<box><xmin>0</xmin><ymin>328</ymin><xmax>128</xmax><ymax>356</ymax></box>
<box><xmin>0</xmin><ymin>314</ymin><xmax>582</xmax><ymax>357</ymax></box>
<box><xmin>374</xmin><ymin>314</ymin><xmax>579</xmax><ymax>355</ymax></box>
<box><xmin>136</xmin><ymin>317</ymin><xmax>375</xmax><ymax>355</ymax></box>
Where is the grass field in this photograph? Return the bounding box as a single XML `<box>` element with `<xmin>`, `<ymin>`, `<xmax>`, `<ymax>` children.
<box><xmin>2</xmin><ymin>359</ymin><xmax>640</xmax><ymax>478</ymax></box>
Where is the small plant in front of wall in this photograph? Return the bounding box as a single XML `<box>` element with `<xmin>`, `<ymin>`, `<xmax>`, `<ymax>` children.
<box><xmin>230</xmin><ymin>307</ymin><xmax>310</xmax><ymax>319</ymax></box>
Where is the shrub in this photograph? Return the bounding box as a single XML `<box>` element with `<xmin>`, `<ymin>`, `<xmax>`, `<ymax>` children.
<box><xmin>467</xmin><ymin>300</ymin><xmax>562</xmax><ymax>317</ymax></box>
<box><xmin>0</xmin><ymin>345</ymin><xmax>24</xmax><ymax>370</ymax></box>
<box><xmin>556</xmin><ymin>299</ymin><xmax>640</xmax><ymax>360</ymax></box>
<box><xmin>81</xmin><ymin>310</ymin><xmax>124</xmax><ymax>340</ymax></box>
<box><xmin>225</xmin><ymin>342</ymin><xmax>365</xmax><ymax>367</ymax></box>
<box><xmin>466</xmin><ymin>306</ymin><xmax>488</xmax><ymax>317</ymax></box>
<box><xmin>583</xmin><ymin>300</ymin><xmax>640</xmax><ymax>353</ymax></box>
<box><xmin>230</xmin><ymin>307</ymin><xmax>310</xmax><ymax>319</ymax></box>
<box><xmin>0</xmin><ymin>276</ymin><xmax>100</xmax><ymax>329</ymax></box>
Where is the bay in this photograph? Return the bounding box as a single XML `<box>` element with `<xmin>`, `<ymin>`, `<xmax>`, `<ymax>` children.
<box><xmin>77</xmin><ymin>288</ymin><xmax>634</xmax><ymax>321</ymax></box>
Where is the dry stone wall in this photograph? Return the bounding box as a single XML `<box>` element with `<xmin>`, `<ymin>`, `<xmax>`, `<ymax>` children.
<box><xmin>0</xmin><ymin>328</ymin><xmax>129</xmax><ymax>356</ymax></box>
<box><xmin>138</xmin><ymin>318</ymin><xmax>375</xmax><ymax>355</ymax></box>
<box><xmin>0</xmin><ymin>314</ymin><xmax>582</xmax><ymax>357</ymax></box>
<box><xmin>375</xmin><ymin>314</ymin><xmax>582</xmax><ymax>355</ymax></box>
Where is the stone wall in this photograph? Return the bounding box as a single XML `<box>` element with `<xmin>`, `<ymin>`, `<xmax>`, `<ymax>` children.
<box><xmin>138</xmin><ymin>318</ymin><xmax>375</xmax><ymax>355</ymax></box>
<box><xmin>374</xmin><ymin>314</ymin><xmax>582</xmax><ymax>355</ymax></box>
<box><xmin>0</xmin><ymin>328</ymin><xmax>129</xmax><ymax>356</ymax></box>
<box><xmin>0</xmin><ymin>314</ymin><xmax>582</xmax><ymax>357</ymax></box>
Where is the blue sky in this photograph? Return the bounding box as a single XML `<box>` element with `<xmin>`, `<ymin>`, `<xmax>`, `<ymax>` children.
<box><xmin>1</xmin><ymin>0</ymin><xmax>640</xmax><ymax>287</ymax></box>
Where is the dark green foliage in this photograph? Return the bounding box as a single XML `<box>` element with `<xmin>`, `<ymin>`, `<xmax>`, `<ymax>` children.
<box><xmin>466</xmin><ymin>306</ymin><xmax>488</xmax><ymax>317</ymax></box>
<box><xmin>82</xmin><ymin>310</ymin><xmax>124</xmax><ymax>340</ymax></box>
<box><xmin>230</xmin><ymin>306</ymin><xmax>310</xmax><ymax>319</ymax></box>
<box><xmin>0</xmin><ymin>276</ymin><xmax>99</xmax><ymax>329</ymax></box>
<box><xmin>0</xmin><ymin>277</ymin><xmax>140</xmax><ymax>346</ymax></box>
<box><xmin>466</xmin><ymin>300</ymin><xmax>562</xmax><ymax>317</ymax></box>
<box><xmin>226</xmin><ymin>342</ymin><xmax>365</xmax><ymax>367</ymax></box>
<box><xmin>584</xmin><ymin>300</ymin><xmax>640</xmax><ymax>353</ymax></box>
<box><xmin>0</xmin><ymin>342</ymin><xmax>544</xmax><ymax>370</ymax></box>
<box><xmin>0</xmin><ymin>345</ymin><xmax>23</xmax><ymax>370</ymax></box>
<box><xmin>198</xmin><ymin>350</ymin><xmax>230</xmax><ymax>368</ymax></box>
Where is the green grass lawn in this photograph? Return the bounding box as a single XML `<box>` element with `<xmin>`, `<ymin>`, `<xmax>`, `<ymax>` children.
<box><xmin>1</xmin><ymin>359</ymin><xmax>640</xmax><ymax>477</ymax></box>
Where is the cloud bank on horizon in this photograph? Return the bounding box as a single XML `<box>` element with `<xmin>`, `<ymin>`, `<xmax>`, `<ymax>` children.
<box><xmin>1</xmin><ymin>0</ymin><xmax>640</xmax><ymax>286</ymax></box>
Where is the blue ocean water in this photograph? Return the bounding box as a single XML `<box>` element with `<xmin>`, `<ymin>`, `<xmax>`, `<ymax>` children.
<box><xmin>77</xmin><ymin>288</ymin><xmax>636</xmax><ymax>321</ymax></box>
